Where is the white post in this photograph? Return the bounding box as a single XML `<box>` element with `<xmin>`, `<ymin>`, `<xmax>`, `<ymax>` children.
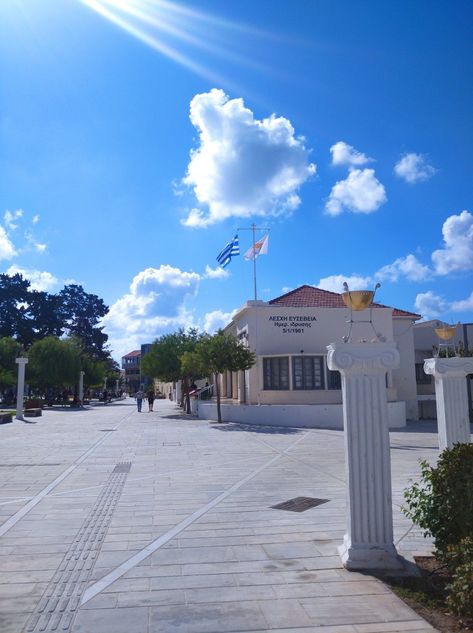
<box><xmin>15</xmin><ymin>357</ymin><xmax>28</xmax><ymax>421</ymax></box>
<box><xmin>424</xmin><ymin>357</ymin><xmax>473</xmax><ymax>451</ymax></box>
<box><xmin>327</xmin><ymin>342</ymin><xmax>402</xmax><ymax>570</ymax></box>
<box><xmin>79</xmin><ymin>371</ymin><xmax>85</xmax><ymax>407</ymax></box>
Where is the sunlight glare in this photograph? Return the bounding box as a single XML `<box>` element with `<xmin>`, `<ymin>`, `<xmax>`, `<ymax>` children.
<box><xmin>80</xmin><ymin>0</ymin><xmax>272</xmax><ymax>84</ymax></box>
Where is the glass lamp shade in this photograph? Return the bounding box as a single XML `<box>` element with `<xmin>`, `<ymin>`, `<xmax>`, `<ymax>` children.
<box><xmin>341</xmin><ymin>290</ymin><xmax>375</xmax><ymax>311</ymax></box>
<box><xmin>434</xmin><ymin>325</ymin><xmax>456</xmax><ymax>341</ymax></box>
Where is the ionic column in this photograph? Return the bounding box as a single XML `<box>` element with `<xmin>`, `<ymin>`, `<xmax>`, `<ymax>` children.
<box><xmin>424</xmin><ymin>357</ymin><xmax>473</xmax><ymax>451</ymax></box>
<box><xmin>327</xmin><ymin>342</ymin><xmax>402</xmax><ymax>570</ymax></box>
<box><xmin>15</xmin><ymin>357</ymin><xmax>28</xmax><ymax>421</ymax></box>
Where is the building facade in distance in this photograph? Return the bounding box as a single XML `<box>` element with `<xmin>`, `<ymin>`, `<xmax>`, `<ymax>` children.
<box><xmin>121</xmin><ymin>350</ymin><xmax>141</xmax><ymax>393</ymax></box>
<box><xmin>197</xmin><ymin>286</ymin><xmax>421</xmax><ymax>428</ymax></box>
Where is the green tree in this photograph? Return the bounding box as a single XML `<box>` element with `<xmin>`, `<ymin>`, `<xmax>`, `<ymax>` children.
<box><xmin>28</xmin><ymin>337</ymin><xmax>81</xmax><ymax>393</ymax></box>
<box><xmin>67</xmin><ymin>337</ymin><xmax>106</xmax><ymax>390</ymax></box>
<box><xmin>59</xmin><ymin>284</ymin><xmax>109</xmax><ymax>359</ymax></box>
<box><xmin>18</xmin><ymin>291</ymin><xmax>65</xmax><ymax>347</ymax></box>
<box><xmin>0</xmin><ymin>273</ymin><xmax>30</xmax><ymax>339</ymax></box>
<box><xmin>0</xmin><ymin>337</ymin><xmax>23</xmax><ymax>394</ymax></box>
<box><xmin>197</xmin><ymin>331</ymin><xmax>256</xmax><ymax>423</ymax></box>
<box><xmin>103</xmin><ymin>357</ymin><xmax>121</xmax><ymax>390</ymax></box>
<box><xmin>141</xmin><ymin>329</ymin><xmax>202</xmax><ymax>413</ymax></box>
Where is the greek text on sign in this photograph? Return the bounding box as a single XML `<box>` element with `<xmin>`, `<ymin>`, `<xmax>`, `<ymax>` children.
<box><xmin>268</xmin><ymin>315</ymin><xmax>317</xmax><ymax>334</ymax></box>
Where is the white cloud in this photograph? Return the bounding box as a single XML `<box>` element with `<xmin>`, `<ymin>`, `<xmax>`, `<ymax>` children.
<box><xmin>0</xmin><ymin>226</ymin><xmax>17</xmax><ymax>261</ymax></box>
<box><xmin>451</xmin><ymin>292</ymin><xmax>473</xmax><ymax>312</ymax></box>
<box><xmin>4</xmin><ymin>209</ymin><xmax>23</xmax><ymax>230</ymax></box>
<box><xmin>431</xmin><ymin>210</ymin><xmax>473</xmax><ymax>274</ymax></box>
<box><xmin>325</xmin><ymin>168</ymin><xmax>387</xmax><ymax>216</ymax></box>
<box><xmin>394</xmin><ymin>153</ymin><xmax>436</xmax><ymax>184</ymax></box>
<box><xmin>376</xmin><ymin>254</ymin><xmax>431</xmax><ymax>283</ymax></box>
<box><xmin>32</xmin><ymin>214</ymin><xmax>40</xmax><ymax>224</ymax></box>
<box><xmin>128</xmin><ymin>266</ymin><xmax>200</xmax><ymax>316</ymax></box>
<box><xmin>6</xmin><ymin>265</ymin><xmax>58</xmax><ymax>291</ymax></box>
<box><xmin>414</xmin><ymin>291</ymin><xmax>447</xmax><ymax>319</ymax></box>
<box><xmin>203</xmin><ymin>309</ymin><xmax>236</xmax><ymax>333</ymax></box>
<box><xmin>182</xmin><ymin>88</ymin><xmax>315</xmax><ymax>227</ymax></box>
<box><xmin>203</xmin><ymin>265</ymin><xmax>229</xmax><ymax>279</ymax></box>
<box><xmin>330</xmin><ymin>141</ymin><xmax>372</xmax><ymax>167</ymax></box>
<box><xmin>25</xmin><ymin>231</ymin><xmax>47</xmax><ymax>254</ymax></box>
<box><xmin>103</xmin><ymin>265</ymin><xmax>201</xmax><ymax>359</ymax></box>
<box><xmin>180</xmin><ymin>208</ymin><xmax>208</xmax><ymax>228</ymax></box>
<box><xmin>317</xmin><ymin>274</ymin><xmax>372</xmax><ymax>293</ymax></box>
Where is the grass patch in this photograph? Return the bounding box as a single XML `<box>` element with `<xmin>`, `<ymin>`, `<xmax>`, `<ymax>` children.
<box><xmin>385</xmin><ymin>557</ymin><xmax>473</xmax><ymax>633</ymax></box>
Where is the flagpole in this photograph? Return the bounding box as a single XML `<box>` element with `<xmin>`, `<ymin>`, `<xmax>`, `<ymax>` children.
<box><xmin>252</xmin><ymin>223</ymin><xmax>257</xmax><ymax>301</ymax></box>
<box><xmin>237</xmin><ymin>224</ymin><xmax>270</xmax><ymax>302</ymax></box>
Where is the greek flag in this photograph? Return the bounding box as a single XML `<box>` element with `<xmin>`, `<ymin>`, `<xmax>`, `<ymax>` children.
<box><xmin>216</xmin><ymin>234</ymin><xmax>240</xmax><ymax>268</ymax></box>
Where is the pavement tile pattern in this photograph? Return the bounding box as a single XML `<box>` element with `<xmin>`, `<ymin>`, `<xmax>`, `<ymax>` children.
<box><xmin>0</xmin><ymin>398</ymin><xmax>451</xmax><ymax>633</ymax></box>
<box><xmin>24</xmin><ymin>462</ymin><xmax>131</xmax><ymax>632</ymax></box>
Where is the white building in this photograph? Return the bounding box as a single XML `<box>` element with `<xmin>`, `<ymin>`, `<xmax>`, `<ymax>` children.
<box><xmin>197</xmin><ymin>285</ymin><xmax>421</xmax><ymax>429</ymax></box>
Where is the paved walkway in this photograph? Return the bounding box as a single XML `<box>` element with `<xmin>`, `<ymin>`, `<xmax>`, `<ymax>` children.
<box><xmin>0</xmin><ymin>398</ymin><xmax>441</xmax><ymax>633</ymax></box>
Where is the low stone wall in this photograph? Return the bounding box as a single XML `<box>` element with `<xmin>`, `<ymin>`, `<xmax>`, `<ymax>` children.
<box><xmin>24</xmin><ymin>408</ymin><xmax>42</xmax><ymax>418</ymax></box>
<box><xmin>0</xmin><ymin>412</ymin><xmax>13</xmax><ymax>424</ymax></box>
<box><xmin>197</xmin><ymin>401</ymin><xmax>406</xmax><ymax>429</ymax></box>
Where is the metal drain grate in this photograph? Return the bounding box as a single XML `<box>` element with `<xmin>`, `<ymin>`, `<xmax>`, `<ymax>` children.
<box><xmin>99</xmin><ymin>429</ymin><xmax>116</xmax><ymax>432</ymax></box>
<box><xmin>113</xmin><ymin>462</ymin><xmax>132</xmax><ymax>473</ymax></box>
<box><xmin>271</xmin><ymin>496</ymin><xmax>329</xmax><ymax>512</ymax></box>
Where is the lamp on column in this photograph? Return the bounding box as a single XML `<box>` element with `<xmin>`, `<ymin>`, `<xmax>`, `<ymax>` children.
<box><xmin>341</xmin><ymin>282</ymin><xmax>384</xmax><ymax>343</ymax></box>
<box><xmin>434</xmin><ymin>322</ymin><xmax>459</xmax><ymax>358</ymax></box>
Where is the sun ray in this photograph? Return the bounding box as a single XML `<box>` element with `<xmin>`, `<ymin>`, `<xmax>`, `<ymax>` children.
<box><xmin>80</xmin><ymin>0</ymin><xmax>229</xmax><ymax>86</ymax></box>
<box><xmin>98</xmin><ymin>0</ymin><xmax>271</xmax><ymax>74</ymax></box>
<box><xmin>79</xmin><ymin>0</ymin><xmax>281</xmax><ymax>86</ymax></box>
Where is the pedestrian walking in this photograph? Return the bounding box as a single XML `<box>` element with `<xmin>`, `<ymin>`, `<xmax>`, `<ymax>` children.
<box><xmin>135</xmin><ymin>389</ymin><xmax>144</xmax><ymax>412</ymax></box>
<box><xmin>147</xmin><ymin>388</ymin><xmax>155</xmax><ymax>412</ymax></box>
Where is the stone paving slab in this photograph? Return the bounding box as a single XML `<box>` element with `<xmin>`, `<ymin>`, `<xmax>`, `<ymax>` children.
<box><xmin>0</xmin><ymin>399</ymin><xmax>446</xmax><ymax>632</ymax></box>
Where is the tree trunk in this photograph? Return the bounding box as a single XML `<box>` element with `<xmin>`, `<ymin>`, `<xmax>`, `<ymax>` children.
<box><xmin>215</xmin><ymin>373</ymin><xmax>222</xmax><ymax>423</ymax></box>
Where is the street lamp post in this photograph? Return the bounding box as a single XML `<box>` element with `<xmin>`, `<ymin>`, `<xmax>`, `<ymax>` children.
<box><xmin>15</xmin><ymin>357</ymin><xmax>28</xmax><ymax>421</ymax></box>
<box><xmin>79</xmin><ymin>371</ymin><xmax>85</xmax><ymax>407</ymax></box>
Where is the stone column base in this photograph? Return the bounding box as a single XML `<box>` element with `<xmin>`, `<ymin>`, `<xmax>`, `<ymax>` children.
<box><xmin>338</xmin><ymin>535</ymin><xmax>403</xmax><ymax>571</ymax></box>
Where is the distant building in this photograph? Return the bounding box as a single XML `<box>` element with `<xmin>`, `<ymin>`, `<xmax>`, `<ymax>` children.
<box><xmin>197</xmin><ymin>285</ymin><xmax>421</xmax><ymax>428</ymax></box>
<box><xmin>140</xmin><ymin>343</ymin><xmax>153</xmax><ymax>389</ymax></box>
<box><xmin>121</xmin><ymin>350</ymin><xmax>141</xmax><ymax>393</ymax></box>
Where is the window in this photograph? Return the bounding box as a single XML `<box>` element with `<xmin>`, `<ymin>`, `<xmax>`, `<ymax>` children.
<box><xmin>415</xmin><ymin>363</ymin><xmax>431</xmax><ymax>384</ymax></box>
<box><xmin>327</xmin><ymin>367</ymin><xmax>341</xmax><ymax>390</ymax></box>
<box><xmin>293</xmin><ymin>356</ymin><xmax>324</xmax><ymax>390</ymax></box>
<box><xmin>263</xmin><ymin>357</ymin><xmax>289</xmax><ymax>390</ymax></box>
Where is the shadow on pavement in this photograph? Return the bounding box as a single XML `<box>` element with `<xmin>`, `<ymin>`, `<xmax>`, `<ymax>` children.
<box><xmin>210</xmin><ymin>422</ymin><xmax>303</xmax><ymax>435</ymax></box>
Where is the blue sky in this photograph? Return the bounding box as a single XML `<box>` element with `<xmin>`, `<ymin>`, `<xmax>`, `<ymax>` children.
<box><xmin>1</xmin><ymin>0</ymin><xmax>472</xmax><ymax>358</ymax></box>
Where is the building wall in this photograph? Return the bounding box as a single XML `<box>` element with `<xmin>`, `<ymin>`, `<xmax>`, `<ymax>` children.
<box><xmin>197</xmin><ymin>400</ymin><xmax>407</xmax><ymax>430</ymax></box>
<box><xmin>392</xmin><ymin>319</ymin><xmax>418</xmax><ymax>420</ymax></box>
<box><xmin>231</xmin><ymin>303</ymin><xmax>398</xmax><ymax>406</ymax></box>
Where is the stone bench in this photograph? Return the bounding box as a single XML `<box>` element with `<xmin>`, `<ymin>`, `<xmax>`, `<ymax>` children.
<box><xmin>24</xmin><ymin>408</ymin><xmax>42</xmax><ymax>418</ymax></box>
<box><xmin>0</xmin><ymin>412</ymin><xmax>13</xmax><ymax>424</ymax></box>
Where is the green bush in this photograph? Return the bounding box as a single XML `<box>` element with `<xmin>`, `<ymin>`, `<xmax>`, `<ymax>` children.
<box><xmin>403</xmin><ymin>443</ymin><xmax>473</xmax><ymax>561</ymax></box>
<box><xmin>445</xmin><ymin>537</ymin><xmax>473</xmax><ymax>618</ymax></box>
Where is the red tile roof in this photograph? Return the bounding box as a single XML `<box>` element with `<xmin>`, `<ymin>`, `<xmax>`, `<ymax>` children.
<box><xmin>269</xmin><ymin>285</ymin><xmax>421</xmax><ymax>319</ymax></box>
<box><xmin>122</xmin><ymin>350</ymin><xmax>141</xmax><ymax>358</ymax></box>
